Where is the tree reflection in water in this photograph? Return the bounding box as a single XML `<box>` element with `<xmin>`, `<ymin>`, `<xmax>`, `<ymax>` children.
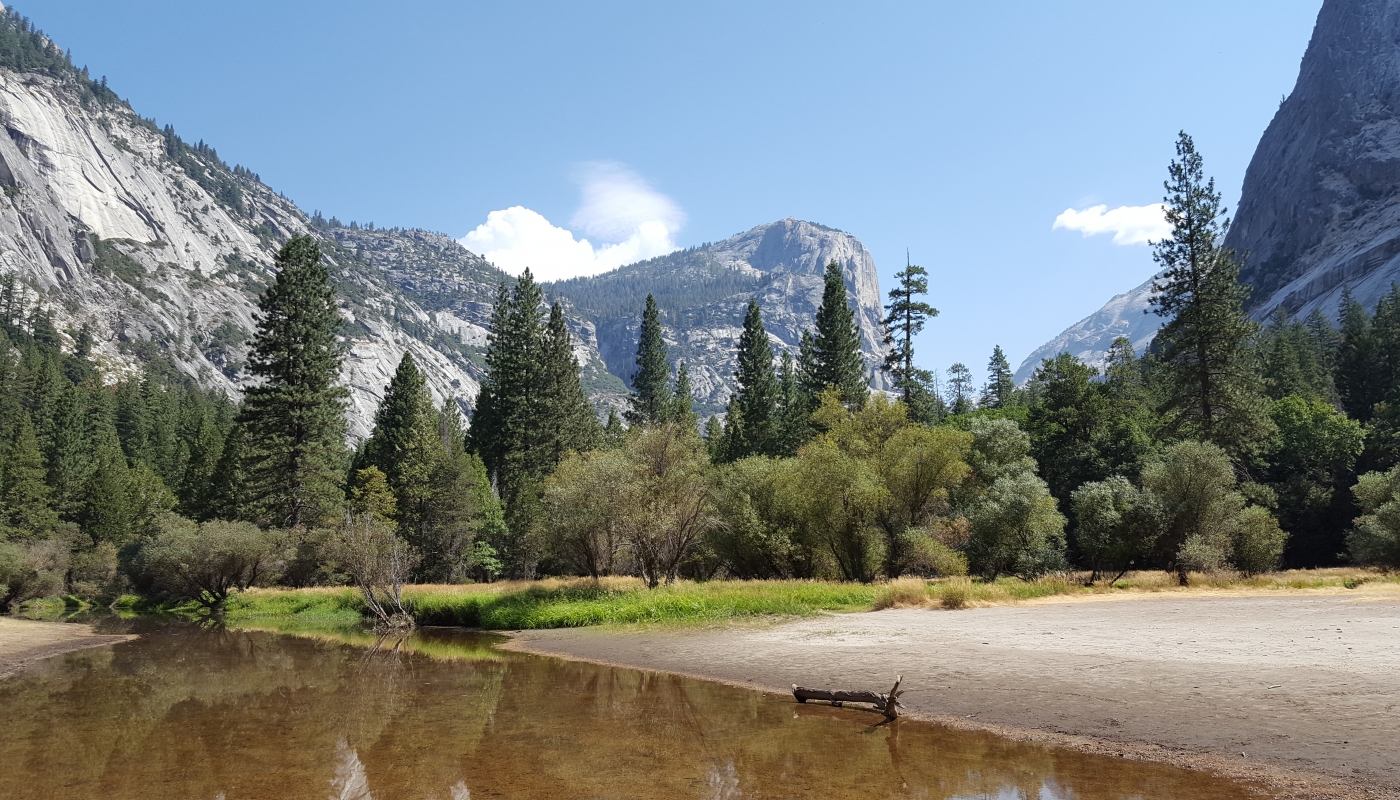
<box><xmin>0</xmin><ymin>621</ymin><xmax>1267</xmax><ymax>800</ymax></box>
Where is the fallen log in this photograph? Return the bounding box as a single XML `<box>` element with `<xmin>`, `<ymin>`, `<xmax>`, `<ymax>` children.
<box><xmin>792</xmin><ymin>675</ymin><xmax>903</xmax><ymax>720</ymax></box>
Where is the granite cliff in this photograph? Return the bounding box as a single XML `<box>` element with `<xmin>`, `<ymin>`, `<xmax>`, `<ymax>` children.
<box><xmin>0</xmin><ymin>18</ymin><xmax>888</xmax><ymax>430</ymax></box>
<box><xmin>552</xmin><ymin>218</ymin><xmax>892</xmax><ymax>414</ymax></box>
<box><xmin>1020</xmin><ymin>0</ymin><xmax>1400</xmax><ymax>381</ymax></box>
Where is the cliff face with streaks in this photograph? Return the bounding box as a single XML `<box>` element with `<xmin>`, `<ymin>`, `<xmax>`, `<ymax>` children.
<box><xmin>1</xmin><ymin>27</ymin><xmax>887</xmax><ymax>431</ymax></box>
<box><xmin>1022</xmin><ymin>0</ymin><xmax>1400</xmax><ymax>380</ymax></box>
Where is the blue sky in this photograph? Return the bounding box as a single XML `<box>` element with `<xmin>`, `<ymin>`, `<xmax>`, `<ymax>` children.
<box><xmin>24</xmin><ymin>1</ymin><xmax>1321</xmax><ymax>379</ymax></box>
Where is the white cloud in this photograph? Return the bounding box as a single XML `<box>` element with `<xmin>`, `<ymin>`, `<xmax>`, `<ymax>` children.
<box><xmin>460</xmin><ymin>163</ymin><xmax>684</xmax><ymax>282</ymax></box>
<box><xmin>1053</xmin><ymin>203</ymin><xmax>1169</xmax><ymax>246</ymax></box>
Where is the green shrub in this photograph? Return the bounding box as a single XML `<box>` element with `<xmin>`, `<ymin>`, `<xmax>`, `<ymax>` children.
<box><xmin>0</xmin><ymin>539</ymin><xmax>67</xmax><ymax>611</ymax></box>
<box><xmin>1348</xmin><ymin>466</ymin><xmax>1400</xmax><ymax>568</ymax></box>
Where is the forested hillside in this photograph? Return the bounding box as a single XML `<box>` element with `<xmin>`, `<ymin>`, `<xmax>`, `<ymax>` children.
<box><xmin>6</xmin><ymin>133</ymin><xmax>1400</xmax><ymax>617</ymax></box>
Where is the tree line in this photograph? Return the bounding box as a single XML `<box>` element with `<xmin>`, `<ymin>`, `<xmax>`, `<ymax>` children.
<box><xmin>4</xmin><ymin>131</ymin><xmax>1400</xmax><ymax>612</ymax></box>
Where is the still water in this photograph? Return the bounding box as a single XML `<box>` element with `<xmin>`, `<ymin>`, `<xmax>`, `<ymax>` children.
<box><xmin>0</xmin><ymin>620</ymin><xmax>1269</xmax><ymax>800</ymax></box>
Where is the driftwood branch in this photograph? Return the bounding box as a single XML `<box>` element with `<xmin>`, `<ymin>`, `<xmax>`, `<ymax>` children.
<box><xmin>792</xmin><ymin>675</ymin><xmax>904</xmax><ymax>720</ymax></box>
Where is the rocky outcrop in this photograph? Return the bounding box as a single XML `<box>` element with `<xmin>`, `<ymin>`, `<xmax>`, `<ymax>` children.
<box><xmin>557</xmin><ymin>218</ymin><xmax>892</xmax><ymax>413</ymax></box>
<box><xmin>1227</xmin><ymin>0</ymin><xmax>1400</xmax><ymax>321</ymax></box>
<box><xmin>1013</xmin><ymin>275</ymin><xmax>1159</xmax><ymax>383</ymax></box>
<box><xmin>0</xmin><ymin>70</ymin><xmax>486</xmax><ymax>439</ymax></box>
<box><xmin>0</xmin><ymin>52</ymin><xmax>885</xmax><ymax>430</ymax></box>
<box><xmin>1021</xmin><ymin>0</ymin><xmax>1400</xmax><ymax>380</ymax></box>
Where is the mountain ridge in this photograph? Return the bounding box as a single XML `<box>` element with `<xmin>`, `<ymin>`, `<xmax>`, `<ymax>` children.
<box><xmin>0</xmin><ymin>13</ymin><xmax>889</xmax><ymax>430</ymax></box>
<box><xmin>1021</xmin><ymin>0</ymin><xmax>1400</xmax><ymax>380</ymax></box>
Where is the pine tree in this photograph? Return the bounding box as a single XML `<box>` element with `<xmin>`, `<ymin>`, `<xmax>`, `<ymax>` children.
<box><xmin>80</xmin><ymin>441</ymin><xmax>135</xmax><ymax>547</ymax></box>
<box><xmin>1</xmin><ymin>414</ymin><xmax>57</xmax><ymax>536</ymax></box>
<box><xmin>1336</xmin><ymin>286</ymin><xmax>1379</xmax><ymax>420</ymax></box>
<box><xmin>362</xmin><ymin>354</ymin><xmax>440</xmax><ymax>532</ymax></box>
<box><xmin>1305</xmin><ymin>308</ymin><xmax>1340</xmax><ymax>378</ymax></box>
<box><xmin>420</xmin><ymin>400</ymin><xmax>501</xmax><ymax>582</ymax></box>
<box><xmin>602</xmin><ymin>407</ymin><xmax>626</xmax><ymax>448</ymax></box>
<box><xmin>801</xmin><ymin>260</ymin><xmax>868</xmax><ymax>408</ymax></box>
<box><xmin>703</xmin><ymin>414</ymin><xmax>724</xmax><ymax>459</ymax></box>
<box><xmin>667</xmin><ymin>361</ymin><xmax>699</xmax><ymax>431</ymax></box>
<box><xmin>466</xmin><ymin>283</ymin><xmax>512</xmax><ymax>481</ymax></box>
<box><xmin>1259</xmin><ymin>308</ymin><xmax>1332</xmax><ymax>401</ymax></box>
<box><xmin>541</xmin><ymin>302</ymin><xmax>601</xmax><ymax>462</ymax></box>
<box><xmin>465</xmin><ymin>270</ymin><xmax>571</xmax><ymax>579</ymax></box>
<box><xmin>1148</xmin><ymin>132</ymin><xmax>1271</xmax><ymax>457</ymax></box>
<box><xmin>882</xmin><ymin>255</ymin><xmax>938</xmax><ymax>406</ymax></box>
<box><xmin>205</xmin><ymin>422</ymin><xmax>249</xmax><ymax>520</ymax></box>
<box><xmin>724</xmin><ymin>299</ymin><xmax>778</xmax><ymax>459</ymax></box>
<box><xmin>1372</xmin><ymin>283</ymin><xmax>1400</xmax><ymax>406</ymax></box>
<box><xmin>1104</xmin><ymin>336</ymin><xmax>1146</xmax><ymax>404</ymax></box>
<box><xmin>45</xmin><ymin>382</ymin><xmax>93</xmax><ymax>520</ymax></box>
<box><xmin>946</xmin><ymin>363</ymin><xmax>974</xmax><ymax>414</ymax></box>
<box><xmin>361</xmin><ymin>352</ymin><xmax>431</xmax><ymax>486</ymax></box>
<box><xmin>627</xmin><ymin>294</ymin><xmax>672</xmax><ymax>426</ymax></box>
<box><xmin>717</xmin><ymin>394</ymin><xmax>744</xmax><ymax>462</ymax></box>
<box><xmin>237</xmin><ymin>234</ymin><xmax>350</xmax><ymax>528</ymax></box>
<box><xmin>772</xmin><ymin>351</ymin><xmax>810</xmax><ymax>455</ymax></box>
<box><xmin>980</xmin><ymin>345</ymin><xmax>1017</xmax><ymax>408</ymax></box>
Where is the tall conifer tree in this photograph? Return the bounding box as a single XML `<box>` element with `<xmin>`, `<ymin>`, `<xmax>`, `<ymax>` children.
<box><xmin>237</xmin><ymin>234</ymin><xmax>349</xmax><ymax>528</ymax></box>
<box><xmin>724</xmin><ymin>299</ymin><xmax>778</xmax><ymax>459</ymax></box>
<box><xmin>542</xmin><ymin>302</ymin><xmax>601</xmax><ymax>461</ymax></box>
<box><xmin>882</xmin><ymin>256</ymin><xmax>938</xmax><ymax>406</ymax></box>
<box><xmin>1148</xmin><ymin>132</ymin><xmax>1270</xmax><ymax>457</ymax></box>
<box><xmin>772</xmin><ymin>351</ymin><xmax>810</xmax><ymax>456</ymax></box>
<box><xmin>1</xmin><ymin>415</ymin><xmax>56</xmax><ymax>536</ymax></box>
<box><xmin>981</xmin><ymin>345</ymin><xmax>1017</xmax><ymax>408</ymax></box>
<box><xmin>945</xmin><ymin>363</ymin><xmax>974</xmax><ymax>415</ymax></box>
<box><xmin>667</xmin><ymin>361</ymin><xmax>699</xmax><ymax>431</ymax></box>
<box><xmin>1336</xmin><ymin>286</ymin><xmax>1379</xmax><ymax>420</ymax></box>
<box><xmin>627</xmin><ymin>294</ymin><xmax>672</xmax><ymax>426</ymax></box>
<box><xmin>801</xmin><ymin>260</ymin><xmax>867</xmax><ymax>408</ymax></box>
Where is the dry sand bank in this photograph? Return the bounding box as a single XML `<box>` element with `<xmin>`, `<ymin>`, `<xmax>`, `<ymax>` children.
<box><xmin>509</xmin><ymin>589</ymin><xmax>1400</xmax><ymax>800</ymax></box>
<box><xmin>0</xmin><ymin>617</ymin><xmax>134</xmax><ymax>678</ymax></box>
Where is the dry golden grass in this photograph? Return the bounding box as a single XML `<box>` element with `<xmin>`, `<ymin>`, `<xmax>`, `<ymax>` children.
<box><xmin>227</xmin><ymin>568</ymin><xmax>1398</xmax><ymax>632</ymax></box>
<box><xmin>871</xmin><ymin>578</ymin><xmax>930</xmax><ymax>610</ymax></box>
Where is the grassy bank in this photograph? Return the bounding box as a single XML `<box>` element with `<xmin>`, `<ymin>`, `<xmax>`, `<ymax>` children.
<box><xmin>220</xmin><ymin>568</ymin><xmax>1396</xmax><ymax>632</ymax></box>
<box><xmin>873</xmin><ymin>567</ymin><xmax>1400</xmax><ymax>610</ymax></box>
<box><xmin>225</xmin><ymin>578</ymin><xmax>877</xmax><ymax>631</ymax></box>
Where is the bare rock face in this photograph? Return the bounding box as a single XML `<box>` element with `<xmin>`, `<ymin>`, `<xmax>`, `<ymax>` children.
<box><xmin>559</xmin><ymin>218</ymin><xmax>892</xmax><ymax>413</ymax></box>
<box><xmin>1013</xmin><ymin>275</ymin><xmax>1159</xmax><ymax>383</ymax></box>
<box><xmin>1021</xmin><ymin>0</ymin><xmax>1400</xmax><ymax>379</ymax></box>
<box><xmin>1227</xmin><ymin>0</ymin><xmax>1400</xmax><ymax>321</ymax></box>
<box><xmin>0</xmin><ymin>61</ymin><xmax>886</xmax><ymax>432</ymax></box>
<box><xmin>0</xmin><ymin>70</ymin><xmax>486</xmax><ymax>439</ymax></box>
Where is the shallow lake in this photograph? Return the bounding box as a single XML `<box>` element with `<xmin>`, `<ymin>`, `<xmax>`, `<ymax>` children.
<box><xmin>0</xmin><ymin>620</ymin><xmax>1270</xmax><ymax>799</ymax></box>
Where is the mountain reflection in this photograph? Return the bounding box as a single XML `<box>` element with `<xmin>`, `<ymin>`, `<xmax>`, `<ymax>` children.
<box><xmin>0</xmin><ymin>623</ymin><xmax>1261</xmax><ymax>800</ymax></box>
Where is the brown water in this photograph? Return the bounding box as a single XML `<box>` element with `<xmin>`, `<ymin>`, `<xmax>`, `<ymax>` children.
<box><xmin>0</xmin><ymin>620</ymin><xmax>1270</xmax><ymax>800</ymax></box>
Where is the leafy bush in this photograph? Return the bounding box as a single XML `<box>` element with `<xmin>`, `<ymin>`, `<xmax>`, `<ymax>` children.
<box><xmin>1140</xmin><ymin>441</ymin><xmax>1288</xmax><ymax>579</ymax></box>
<box><xmin>1348</xmin><ymin>466</ymin><xmax>1400</xmax><ymax>568</ymax></box>
<box><xmin>966</xmin><ymin>470</ymin><xmax>1067</xmax><ymax>580</ymax></box>
<box><xmin>0</xmin><ymin>539</ymin><xmax>68</xmax><ymax>611</ymax></box>
<box><xmin>124</xmin><ymin>514</ymin><xmax>283</xmax><ymax>607</ymax></box>
<box><xmin>1231</xmin><ymin>505</ymin><xmax>1288</xmax><ymax>576</ymax></box>
<box><xmin>1071</xmin><ymin>476</ymin><xmax>1163</xmax><ymax>583</ymax></box>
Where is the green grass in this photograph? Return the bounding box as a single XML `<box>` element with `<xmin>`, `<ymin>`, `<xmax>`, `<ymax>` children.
<box><xmin>213</xmin><ymin>568</ymin><xmax>1400</xmax><ymax>633</ymax></box>
<box><xmin>228</xmin><ymin>579</ymin><xmax>877</xmax><ymax>631</ymax></box>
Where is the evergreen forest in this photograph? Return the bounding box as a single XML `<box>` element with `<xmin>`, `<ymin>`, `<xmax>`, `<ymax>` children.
<box><xmin>4</xmin><ymin>133</ymin><xmax>1400</xmax><ymax>613</ymax></box>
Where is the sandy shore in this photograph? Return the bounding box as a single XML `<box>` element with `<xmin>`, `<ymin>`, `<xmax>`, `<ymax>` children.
<box><xmin>510</xmin><ymin>588</ymin><xmax>1400</xmax><ymax>800</ymax></box>
<box><xmin>0</xmin><ymin>617</ymin><xmax>135</xmax><ymax>678</ymax></box>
